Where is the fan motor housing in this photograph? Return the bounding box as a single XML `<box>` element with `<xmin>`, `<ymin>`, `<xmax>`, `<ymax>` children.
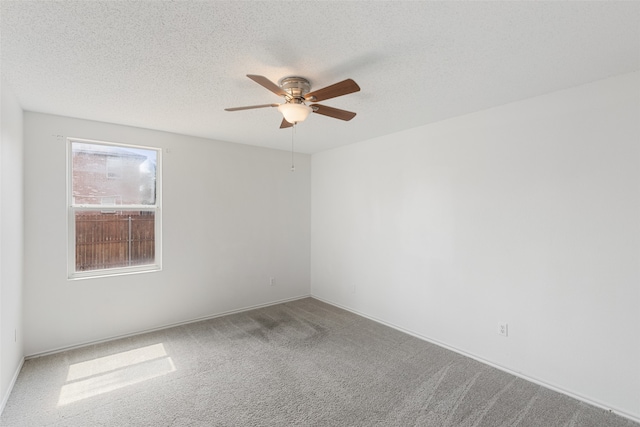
<box><xmin>278</xmin><ymin>77</ymin><xmax>311</xmax><ymax>101</ymax></box>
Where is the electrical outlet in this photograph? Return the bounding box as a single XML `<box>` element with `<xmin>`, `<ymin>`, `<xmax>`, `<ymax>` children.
<box><xmin>498</xmin><ymin>323</ymin><xmax>508</xmax><ymax>337</ymax></box>
<box><xmin>269</xmin><ymin>277</ymin><xmax>275</xmax><ymax>286</ymax></box>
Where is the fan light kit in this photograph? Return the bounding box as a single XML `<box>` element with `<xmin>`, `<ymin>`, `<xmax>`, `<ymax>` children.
<box><xmin>278</xmin><ymin>103</ymin><xmax>312</xmax><ymax>124</ymax></box>
<box><xmin>225</xmin><ymin>75</ymin><xmax>360</xmax><ymax>128</ymax></box>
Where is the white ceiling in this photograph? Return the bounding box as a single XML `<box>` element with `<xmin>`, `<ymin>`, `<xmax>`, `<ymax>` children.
<box><xmin>1</xmin><ymin>1</ymin><xmax>639</xmax><ymax>154</ymax></box>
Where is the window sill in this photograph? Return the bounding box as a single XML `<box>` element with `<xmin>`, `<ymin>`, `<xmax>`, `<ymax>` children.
<box><xmin>68</xmin><ymin>264</ymin><xmax>162</xmax><ymax>281</ymax></box>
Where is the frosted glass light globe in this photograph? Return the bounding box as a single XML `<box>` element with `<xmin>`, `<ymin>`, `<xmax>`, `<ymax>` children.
<box><xmin>278</xmin><ymin>103</ymin><xmax>312</xmax><ymax>124</ymax></box>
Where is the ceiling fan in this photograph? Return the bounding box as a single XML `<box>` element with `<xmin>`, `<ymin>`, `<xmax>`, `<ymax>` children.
<box><xmin>225</xmin><ymin>75</ymin><xmax>360</xmax><ymax>128</ymax></box>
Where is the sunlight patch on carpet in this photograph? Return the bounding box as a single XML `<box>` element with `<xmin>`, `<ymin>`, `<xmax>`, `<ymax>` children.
<box><xmin>58</xmin><ymin>343</ymin><xmax>176</xmax><ymax>405</ymax></box>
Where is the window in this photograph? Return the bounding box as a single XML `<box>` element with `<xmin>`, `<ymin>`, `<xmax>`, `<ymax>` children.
<box><xmin>106</xmin><ymin>156</ymin><xmax>123</xmax><ymax>179</ymax></box>
<box><xmin>68</xmin><ymin>138</ymin><xmax>161</xmax><ymax>279</ymax></box>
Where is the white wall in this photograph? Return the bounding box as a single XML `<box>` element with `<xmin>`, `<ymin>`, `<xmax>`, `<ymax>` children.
<box><xmin>0</xmin><ymin>79</ymin><xmax>24</xmax><ymax>407</ymax></box>
<box><xmin>311</xmin><ymin>72</ymin><xmax>640</xmax><ymax>420</ymax></box>
<box><xmin>24</xmin><ymin>113</ymin><xmax>310</xmax><ymax>355</ymax></box>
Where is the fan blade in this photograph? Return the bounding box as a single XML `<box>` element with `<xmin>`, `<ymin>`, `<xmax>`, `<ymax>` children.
<box><xmin>224</xmin><ymin>103</ymin><xmax>279</xmax><ymax>111</ymax></box>
<box><xmin>280</xmin><ymin>118</ymin><xmax>294</xmax><ymax>129</ymax></box>
<box><xmin>311</xmin><ymin>104</ymin><xmax>357</xmax><ymax>121</ymax></box>
<box><xmin>304</xmin><ymin>79</ymin><xmax>360</xmax><ymax>102</ymax></box>
<box><xmin>247</xmin><ymin>75</ymin><xmax>288</xmax><ymax>97</ymax></box>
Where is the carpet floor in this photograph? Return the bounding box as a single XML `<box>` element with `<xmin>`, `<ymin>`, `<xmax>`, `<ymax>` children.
<box><xmin>1</xmin><ymin>297</ymin><xmax>637</xmax><ymax>426</ymax></box>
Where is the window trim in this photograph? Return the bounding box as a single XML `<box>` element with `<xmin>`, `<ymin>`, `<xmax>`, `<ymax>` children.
<box><xmin>67</xmin><ymin>137</ymin><xmax>162</xmax><ymax>280</ymax></box>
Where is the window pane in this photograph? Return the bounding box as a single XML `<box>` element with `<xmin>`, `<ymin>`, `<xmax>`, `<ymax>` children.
<box><xmin>75</xmin><ymin>211</ymin><xmax>155</xmax><ymax>271</ymax></box>
<box><xmin>72</xmin><ymin>142</ymin><xmax>157</xmax><ymax>205</ymax></box>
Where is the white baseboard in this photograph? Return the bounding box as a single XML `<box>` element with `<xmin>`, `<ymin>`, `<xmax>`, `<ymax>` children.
<box><xmin>311</xmin><ymin>294</ymin><xmax>640</xmax><ymax>425</ymax></box>
<box><xmin>26</xmin><ymin>294</ymin><xmax>311</xmax><ymax>359</ymax></box>
<box><xmin>0</xmin><ymin>357</ymin><xmax>24</xmax><ymax>416</ymax></box>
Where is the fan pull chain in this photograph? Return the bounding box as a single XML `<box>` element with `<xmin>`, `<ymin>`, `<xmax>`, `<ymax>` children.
<box><xmin>291</xmin><ymin>124</ymin><xmax>296</xmax><ymax>172</ymax></box>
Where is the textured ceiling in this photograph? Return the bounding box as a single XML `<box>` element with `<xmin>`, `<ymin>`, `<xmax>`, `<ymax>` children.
<box><xmin>1</xmin><ymin>1</ymin><xmax>639</xmax><ymax>154</ymax></box>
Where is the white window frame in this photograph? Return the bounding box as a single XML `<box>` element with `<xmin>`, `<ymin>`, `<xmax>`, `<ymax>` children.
<box><xmin>67</xmin><ymin>137</ymin><xmax>162</xmax><ymax>279</ymax></box>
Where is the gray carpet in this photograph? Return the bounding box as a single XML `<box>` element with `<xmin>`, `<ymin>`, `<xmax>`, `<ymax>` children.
<box><xmin>1</xmin><ymin>297</ymin><xmax>637</xmax><ymax>426</ymax></box>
